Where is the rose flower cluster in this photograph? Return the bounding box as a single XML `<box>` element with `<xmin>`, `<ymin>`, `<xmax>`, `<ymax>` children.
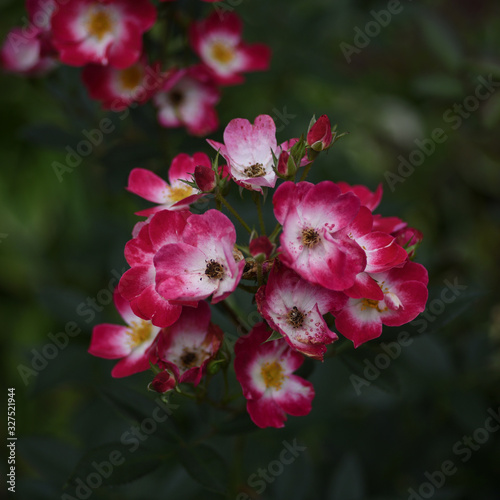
<box><xmin>88</xmin><ymin>114</ymin><xmax>428</xmax><ymax>428</ymax></box>
<box><xmin>1</xmin><ymin>0</ymin><xmax>271</xmax><ymax>136</ymax></box>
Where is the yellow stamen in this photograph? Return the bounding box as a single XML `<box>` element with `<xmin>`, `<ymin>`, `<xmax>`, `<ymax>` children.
<box><xmin>211</xmin><ymin>41</ymin><xmax>234</xmax><ymax>65</ymax></box>
<box><xmin>361</xmin><ymin>298</ymin><xmax>387</xmax><ymax>313</ymax></box>
<box><xmin>118</xmin><ymin>65</ymin><xmax>143</xmax><ymax>91</ymax></box>
<box><xmin>169</xmin><ymin>185</ymin><xmax>193</xmax><ymax>203</ymax></box>
<box><xmin>87</xmin><ymin>9</ymin><xmax>113</xmax><ymax>40</ymax></box>
<box><xmin>128</xmin><ymin>320</ymin><xmax>153</xmax><ymax>348</ymax></box>
<box><xmin>261</xmin><ymin>361</ymin><xmax>285</xmax><ymax>390</ymax></box>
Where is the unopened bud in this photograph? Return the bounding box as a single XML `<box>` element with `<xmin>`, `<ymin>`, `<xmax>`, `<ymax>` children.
<box><xmin>194</xmin><ymin>165</ymin><xmax>216</xmax><ymax>192</ymax></box>
<box><xmin>307</xmin><ymin>114</ymin><xmax>333</xmax><ymax>151</ymax></box>
<box><xmin>149</xmin><ymin>371</ymin><xmax>176</xmax><ymax>394</ymax></box>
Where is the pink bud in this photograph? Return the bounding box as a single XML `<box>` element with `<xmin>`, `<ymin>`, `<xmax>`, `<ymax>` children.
<box><xmin>307</xmin><ymin>115</ymin><xmax>333</xmax><ymax>151</ymax></box>
<box><xmin>277</xmin><ymin>150</ymin><xmax>290</xmax><ymax>176</ymax></box>
<box><xmin>150</xmin><ymin>371</ymin><xmax>176</xmax><ymax>394</ymax></box>
<box><xmin>194</xmin><ymin>165</ymin><xmax>216</xmax><ymax>192</ymax></box>
<box><xmin>250</xmin><ymin>236</ymin><xmax>274</xmax><ymax>259</ymax></box>
<box><xmin>393</xmin><ymin>227</ymin><xmax>423</xmax><ymax>258</ymax></box>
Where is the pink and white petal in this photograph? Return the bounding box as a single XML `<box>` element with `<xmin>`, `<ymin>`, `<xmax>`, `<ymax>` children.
<box><xmin>238</xmin><ymin>43</ymin><xmax>272</xmax><ymax>72</ymax></box>
<box><xmin>148</xmin><ymin>209</ymin><xmax>190</xmax><ymax>251</ymax></box>
<box><xmin>154</xmin><ymin>243</ymin><xmax>216</xmax><ymax>301</ymax></box>
<box><xmin>205</xmin><ymin>11</ymin><xmax>242</xmax><ymax>40</ymax></box>
<box><xmin>127</xmin><ymin>168</ymin><xmax>170</xmax><ymax>204</ymax></box>
<box><xmin>130</xmin><ymin>284</ymin><xmax>182</xmax><ymax>328</ymax></box>
<box><xmin>111</xmin><ymin>345</ymin><xmax>156</xmax><ymax>378</ymax></box>
<box><xmin>360</xmin><ymin>232</ymin><xmax>408</xmax><ymax>273</ymax></box>
<box><xmin>248</xmin><ymin>114</ymin><xmax>278</xmax><ymax>162</ymax></box>
<box><xmin>89</xmin><ymin>324</ymin><xmax>132</xmax><ymax>359</ymax></box>
<box><xmin>113</xmin><ymin>288</ymin><xmax>137</xmax><ymax>326</ymax></box>
<box><xmin>168</xmin><ymin>153</ymin><xmax>195</xmax><ymax>184</ymax></box>
<box><xmin>118</xmin><ymin>265</ymin><xmax>154</xmax><ymax>301</ymax></box>
<box><xmin>124</xmin><ymin>226</ymin><xmax>154</xmax><ymax>267</ymax></box>
<box><xmin>337</xmin><ymin>182</ymin><xmax>383</xmax><ymax>211</ymax></box>
<box><xmin>121</xmin><ymin>0</ymin><xmax>157</xmax><ymax>29</ymax></box>
<box><xmin>182</xmin><ymin>210</ymin><xmax>236</xmax><ymax>250</ymax></box>
<box><xmin>246</xmin><ymin>396</ymin><xmax>287</xmax><ymax>428</ymax></box>
<box><xmin>223</xmin><ymin>118</ymin><xmax>263</xmax><ymax>166</ymax></box>
<box><xmin>273</xmin><ymin>181</ymin><xmax>313</xmax><ymax>224</ymax></box>
<box><xmin>51</xmin><ymin>0</ymin><xmax>90</xmax><ymax>43</ymax></box>
<box><xmin>372</xmin><ymin>214</ymin><xmax>407</xmax><ymax>234</ymax></box>
<box><xmin>380</xmin><ymin>281</ymin><xmax>428</xmax><ymax>326</ymax></box>
<box><xmin>385</xmin><ymin>260</ymin><xmax>429</xmax><ymax>286</ymax></box>
<box><xmin>343</xmin><ymin>206</ymin><xmax>373</xmax><ymax>239</ymax></box>
<box><xmin>206</xmin><ymin>139</ymin><xmax>229</xmax><ymax>159</ymax></box>
<box><xmin>303</xmin><ymin>183</ymin><xmax>360</xmax><ymax>231</ymax></box>
<box><xmin>273</xmin><ymin>375</ymin><xmax>314</xmax><ymax>417</ymax></box>
<box><xmin>106</xmin><ymin>22</ymin><xmax>143</xmax><ymax>69</ymax></box>
<box><xmin>334</xmin><ymin>301</ymin><xmax>383</xmax><ymax>348</ymax></box>
<box><xmin>170</xmin><ymin>300</ymin><xmax>210</xmax><ymax>336</ymax></box>
<box><xmin>345</xmin><ymin>273</ymin><xmax>384</xmax><ymax>301</ymax></box>
<box><xmin>310</xmin><ymin>234</ymin><xmax>366</xmax><ymax>291</ymax></box>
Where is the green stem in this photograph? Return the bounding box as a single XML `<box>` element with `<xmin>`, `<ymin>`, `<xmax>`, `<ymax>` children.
<box><xmin>255</xmin><ymin>195</ymin><xmax>266</xmax><ymax>235</ymax></box>
<box><xmin>237</xmin><ymin>283</ymin><xmax>259</xmax><ymax>294</ymax></box>
<box><xmin>217</xmin><ymin>194</ymin><xmax>252</xmax><ymax>234</ymax></box>
<box><xmin>269</xmin><ymin>222</ymin><xmax>282</xmax><ymax>243</ymax></box>
<box><xmin>215</xmin><ymin>300</ymin><xmax>248</xmax><ymax>332</ymax></box>
<box><xmin>299</xmin><ymin>162</ymin><xmax>313</xmax><ymax>182</ymax></box>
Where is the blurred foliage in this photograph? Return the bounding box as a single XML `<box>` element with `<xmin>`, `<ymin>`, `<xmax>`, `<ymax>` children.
<box><xmin>1</xmin><ymin>0</ymin><xmax>500</xmax><ymax>499</ymax></box>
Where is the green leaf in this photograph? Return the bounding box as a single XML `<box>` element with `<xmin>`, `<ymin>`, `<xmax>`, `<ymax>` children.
<box><xmin>216</xmin><ymin>411</ymin><xmax>257</xmax><ymax>435</ymax></box>
<box><xmin>64</xmin><ymin>443</ymin><xmax>165</xmax><ymax>489</ymax></box>
<box><xmin>339</xmin><ymin>348</ymin><xmax>401</xmax><ymax>395</ymax></box>
<box><xmin>327</xmin><ymin>453</ymin><xmax>365</xmax><ymax>500</ymax></box>
<box><xmin>419</xmin><ymin>14</ymin><xmax>462</xmax><ymax>71</ymax></box>
<box><xmin>263</xmin><ymin>330</ymin><xmax>283</xmax><ymax>343</ymax></box>
<box><xmin>20</xmin><ymin>124</ymin><xmax>80</xmax><ymax>150</ymax></box>
<box><xmin>178</xmin><ymin>444</ymin><xmax>228</xmax><ymax>494</ymax></box>
<box><xmin>99</xmin><ymin>387</ymin><xmax>180</xmax><ymax>443</ymax></box>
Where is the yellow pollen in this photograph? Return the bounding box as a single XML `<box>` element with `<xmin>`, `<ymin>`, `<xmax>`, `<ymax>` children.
<box><xmin>205</xmin><ymin>259</ymin><xmax>224</xmax><ymax>280</ymax></box>
<box><xmin>87</xmin><ymin>9</ymin><xmax>113</xmax><ymax>40</ymax></box>
<box><xmin>244</xmin><ymin>163</ymin><xmax>266</xmax><ymax>178</ymax></box>
<box><xmin>361</xmin><ymin>298</ymin><xmax>387</xmax><ymax>312</ymax></box>
<box><xmin>302</xmin><ymin>228</ymin><xmax>320</xmax><ymax>248</ymax></box>
<box><xmin>287</xmin><ymin>306</ymin><xmax>305</xmax><ymax>328</ymax></box>
<box><xmin>180</xmin><ymin>350</ymin><xmax>198</xmax><ymax>368</ymax></box>
<box><xmin>261</xmin><ymin>361</ymin><xmax>285</xmax><ymax>390</ymax></box>
<box><xmin>169</xmin><ymin>185</ymin><xmax>193</xmax><ymax>203</ymax></box>
<box><xmin>211</xmin><ymin>41</ymin><xmax>234</xmax><ymax>64</ymax></box>
<box><xmin>128</xmin><ymin>320</ymin><xmax>153</xmax><ymax>348</ymax></box>
<box><xmin>118</xmin><ymin>65</ymin><xmax>143</xmax><ymax>91</ymax></box>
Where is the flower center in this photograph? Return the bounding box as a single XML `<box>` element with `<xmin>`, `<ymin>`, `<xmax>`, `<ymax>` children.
<box><xmin>118</xmin><ymin>65</ymin><xmax>143</xmax><ymax>91</ymax></box>
<box><xmin>205</xmin><ymin>259</ymin><xmax>224</xmax><ymax>279</ymax></box>
<box><xmin>87</xmin><ymin>9</ymin><xmax>114</xmax><ymax>40</ymax></box>
<box><xmin>169</xmin><ymin>184</ymin><xmax>193</xmax><ymax>203</ymax></box>
<box><xmin>169</xmin><ymin>89</ymin><xmax>184</xmax><ymax>106</ymax></box>
<box><xmin>244</xmin><ymin>163</ymin><xmax>266</xmax><ymax>178</ymax></box>
<box><xmin>128</xmin><ymin>320</ymin><xmax>153</xmax><ymax>348</ymax></box>
<box><xmin>302</xmin><ymin>228</ymin><xmax>320</xmax><ymax>248</ymax></box>
<box><xmin>210</xmin><ymin>41</ymin><xmax>235</xmax><ymax>65</ymax></box>
<box><xmin>261</xmin><ymin>361</ymin><xmax>285</xmax><ymax>390</ymax></box>
<box><xmin>287</xmin><ymin>306</ymin><xmax>305</xmax><ymax>328</ymax></box>
<box><xmin>180</xmin><ymin>350</ymin><xmax>198</xmax><ymax>368</ymax></box>
<box><xmin>360</xmin><ymin>298</ymin><xmax>387</xmax><ymax>312</ymax></box>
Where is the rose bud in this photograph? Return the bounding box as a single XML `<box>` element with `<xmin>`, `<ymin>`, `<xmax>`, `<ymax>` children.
<box><xmin>194</xmin><ymin>165</ymin><xmax>216</xmax><ymax>192</ymax></box>
<box><xmin>307</xmin><ymin>114</ymin><xmax>333</xmax><ymax>151</ymax></box>
<box><xmin>150</xmin><ymin>370</ymin><xmax>176</xmax><ymax>394</ymax></box>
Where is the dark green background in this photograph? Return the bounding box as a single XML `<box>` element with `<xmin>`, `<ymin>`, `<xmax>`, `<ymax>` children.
<box><xmin>1</xmin><ymin>0</ymin><xmax>500</xmax><ymax>498</ymax></box>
